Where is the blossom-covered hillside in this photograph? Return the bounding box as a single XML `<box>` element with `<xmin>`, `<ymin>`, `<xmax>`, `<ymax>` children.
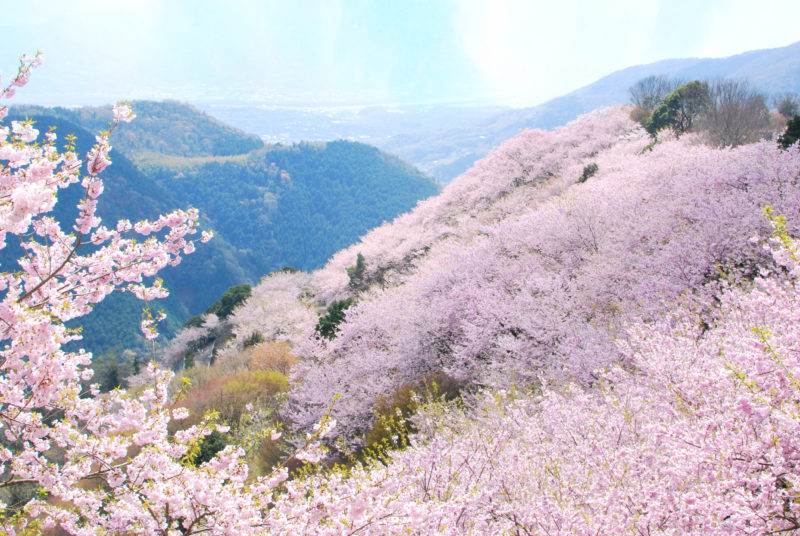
<box><xmin>219</xmin><ymin>107</ymin><xmax>800</xmax><ymax>445</ymax></box>
<box><xmin>262</xmin><ymin>230</ymin><xmax>800</xmax><ymax>534</ymax></box>
<box><xmin>198</xmin><ymin>107</ymin><xmax>800</xmax><ymax>535</ymax></box>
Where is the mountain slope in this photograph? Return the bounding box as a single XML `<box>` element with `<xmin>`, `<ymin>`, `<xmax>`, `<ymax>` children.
<box><xmin>205</xmin><ymin>41</ymin><xmax>800</xmax><ymax>184</ymax></box>
<box><xmin>384</xmin><ymin>41</ymin><xmax>800</xmax><ymax>183</ymax></box>
<box><xmin>6</xmin><ymin>104</ymin><xmax>438</xmax><ymax>355</ymax></box>
<box><xmin>495</xmin><ymin>40</ymin><xmax>800</xmax><ymax>132</ymax></box>
<box><xmin>0</xmin><ymin>110</ymin><xmax>259</xmax><ymax>351</ymax></box>
<box><xmin>13</xmin><ymin>100</ymin><xmax>264</xmax><ymax>157</ymax></box>
<box><xmin>138</xmin><ymin>140</ymin><xmax>440</xmax><ymax>273</ymax></box>
<box><xmin>213</xmin><ymin>108</ymin><xmax>800</xmax><ymax>444</ymax></box>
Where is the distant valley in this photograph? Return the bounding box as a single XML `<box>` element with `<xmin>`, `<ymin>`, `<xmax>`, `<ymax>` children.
<box><xmin>201</xmin><ymin>40</ymin><xmax>800</xmax><ymax>183</ymax></box>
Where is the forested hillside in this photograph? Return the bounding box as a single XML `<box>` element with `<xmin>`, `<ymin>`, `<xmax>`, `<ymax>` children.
<box><xmin>13</xmin><ymin>100</ymin><xmax>264</xmax><ymax>157</ymax></box>
<box><xmin>407</xmin><ymin>39</ymin><xmax>799</xmax><ymax>181</ymax></box>
<box><xmin>138</xmin><ymin>140</ymin><xmax>439</xmax><ymax>271</ymax></box>
<box><xmin>5</xmin><ymin>103</ymin><xmax>438</xmax><ymax>356</ymax></box>
<box><xmin>0</xmin><ymin>111</ymin><xmax>196</xmax><ymax>348</ymax></box>
<box><xmin>202</xmin><ymin>106</ymin><xmax>796</xmax><ymax>440</ymax></box>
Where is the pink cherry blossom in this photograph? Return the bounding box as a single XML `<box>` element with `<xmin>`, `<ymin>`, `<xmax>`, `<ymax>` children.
<box><xmin>112</xmin><ymin>102</ymin><xmax>135</xmax><ymax>123</ymax></box>
<box><xmin>0</xmin><ymin>54</ymin><xmax>296</xmax><ymax>535</ymax></box>
<box><xmin>6</xmin><ymin>50</ymin><xmax>800</xmax><ymax>535</ymax></box>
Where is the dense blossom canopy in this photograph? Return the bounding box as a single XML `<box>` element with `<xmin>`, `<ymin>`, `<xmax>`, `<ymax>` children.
<box><xmin>264</xmin><ymin>228</ymin><xmax>800</xmax><ymax>534</ymax></box>
<box><xmin>0</xmin><ymin>55</ymin><xmax>295</xmax><ymax>535</ymax></box>
<box><xmin>276</xmin><ymin>107</ymin><xmax>800</xmax><ymax>443</ymax></box>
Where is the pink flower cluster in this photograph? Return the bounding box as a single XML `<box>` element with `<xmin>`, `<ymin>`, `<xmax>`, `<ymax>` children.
<box><xmin>6</xmin><ymin>51</ymin><xmax>800</xmax><ymax>534</ymax></box>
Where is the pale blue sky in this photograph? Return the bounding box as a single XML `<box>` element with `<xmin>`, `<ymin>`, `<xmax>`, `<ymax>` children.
<box><xmin>2</xmin><ymin>0</ymin><xmax>799</xmax><ymax>107</ymax></box>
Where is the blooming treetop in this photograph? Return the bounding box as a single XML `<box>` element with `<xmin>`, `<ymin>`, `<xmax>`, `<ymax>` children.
<box><xmin>255</xmin><ymin>220</ymin><xmax>800</xmax><ymax>535</ymax></box>
<box><xmin>5</xmin><ymin>51</ymin><xmax>798</xmax><ymax>535</ymax></box>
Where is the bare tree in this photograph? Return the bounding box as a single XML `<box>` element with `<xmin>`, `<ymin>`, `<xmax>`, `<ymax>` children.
<box><xmin>773</xmin><ymin>92</ymin><xmax>800</xmax><ymax>118</ymax></box>
<box><xmin>701</xmin><ymin>79</ymin><xmax>770</xmax><ymax>147</ymax></box>
<box><xmin>628</xmin><ymin>75</ymin><xmax>681</xmax><ymax>111</ymax></box>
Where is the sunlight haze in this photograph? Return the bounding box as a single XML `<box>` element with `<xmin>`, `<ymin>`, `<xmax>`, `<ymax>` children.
<box><xmin>1</xmin><ymin>0</ymin><xmax>799</xmax><ymax>107</ymax></box>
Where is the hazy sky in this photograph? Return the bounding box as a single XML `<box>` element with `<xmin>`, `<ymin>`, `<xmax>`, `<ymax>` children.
<box><xmin>2</xmin><ymin>0</ymin><xmax>799</xmax><ymax>107</ymax></box>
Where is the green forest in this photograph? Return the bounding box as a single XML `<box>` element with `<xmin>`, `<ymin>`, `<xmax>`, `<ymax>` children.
<box><xmin>4</xmin><ymin>103</ymin><xmax>438</xmax><ymax>358</ymax></box>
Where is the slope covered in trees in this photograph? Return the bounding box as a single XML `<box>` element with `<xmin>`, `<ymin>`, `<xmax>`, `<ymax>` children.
<box><xmin>153</xmin><ymin>104</ymin><xmax>800</xmax><ymax>534</ymax></box>
<box><xmin>628</xmin><ymin>76</ymin><xmax>780</xmax><ymax>149</ymax></box>
<box><xmin>4</xmin><ymin>103</ymin><xmax>438</xmax><ymax>356</ymax></box>
<box><xmin>139</xmin><ymin>140</ymin><xmax>440</xmax><ymax>272</ymax></box>
<box><xmin>212</xmin><ymin>107</ymin><xmax>800</xmax><ymax>445</ymax></box>
<box><xmin>0</xmin><ymin>111</ymin><xmax>201</xmax><ymax>349</ymax></box>
<box><xmin>12</xmin><ymin>100</ymin><xmax>264</xmax><ymax>157</ymax></box>
<box><xmin>261</xmin><ymin>234</ymin><xmax>800</xmax><ymax>534</ymax></box>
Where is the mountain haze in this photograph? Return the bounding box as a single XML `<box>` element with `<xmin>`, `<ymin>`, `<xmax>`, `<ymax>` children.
<box><xmin>201</xmin><ymin>40</ymin><xmax>800</xmax><ymax>183</ymax></box>
<box><xmin>13</xmin><ymin>101</ymin><xmax>264</xmax><ymax>157</ymax></box>
<box><xmin>386</xmin><ymin>40</ymin><xmax>800</xmax><ymax>182</ymax></box>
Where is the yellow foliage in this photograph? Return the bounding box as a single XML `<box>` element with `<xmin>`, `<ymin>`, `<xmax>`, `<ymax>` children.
<box><xmin>361</xmin><ymin>371</ymin><xmax>461</xmax><ymax>463</ymax></box>
<box><xmin>246</xmin><ymin>341</ymin><xmax>298</xmax><ymax>375</ymax></box>
<box><xmin>167</xmin><ymin>341</ymin><xmax>297</xmax><ymax>477</ymax></box>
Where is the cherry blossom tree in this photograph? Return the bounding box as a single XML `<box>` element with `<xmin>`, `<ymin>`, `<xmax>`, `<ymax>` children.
<box><xmin>0</xmin><ymin>54</ymin><xmax>308</xmax><ymax>535</ymax></box>
<box><xmin>226</xmin><ymin>270</ymin><xmax>317</xmax><ymax>351</ymax></box>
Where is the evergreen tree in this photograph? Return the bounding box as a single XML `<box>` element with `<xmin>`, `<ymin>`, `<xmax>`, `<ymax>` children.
<box><xmin>779</xmin><ymin>115</ymin><xmax>800</xmax><ymax>149</ymax></box>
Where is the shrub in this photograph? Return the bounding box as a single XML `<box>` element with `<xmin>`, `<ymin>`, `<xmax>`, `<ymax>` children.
<box><xmin>629</xmin><ymin>106</ymin><xmax>651</xmax><ymax>128</ymax></box>
<box><xmin>251</xmin><ymin>432</ymin><xmax>288</xmax><ymax>477</ymax></box>
<box><xmin>629</xmin><ymin>75</ymin><xmax>680</xmax><ymax>111</ymax></box>
<box><xmin>774</xmin><ymin>92</ymin><xmax>800</xmax><ymax>118</ymax></box>
<box><xmin>347</xmin><ymin>253</ymin><xmax>367</xmax><ymax>292</ymax></box>
<box><xmin>779</xmin><ymin>115</ymin><xmax>800</xmax><ymax>149</ymax></box>
<box><xmin>648</xmin><ymin>80</ymin><xmax>710</xmax><ymax>137</ymax></box>
<box><xmin>360</xmin><ymin>371</ymin><xmax>462</xmax><ymax>462</ymax></box>
<box><xmin>183</xmin><ymin>314</ymin><xmax>205</xmax><ymax>328</ymax></box>
<box><xmin>247</xmin><ymin>341</ymin><xmax>298</xmax><ymax>375</ymax></box>
<box><xmin>206</xmin><ymin>283</ymin><xmax>252</xmax><ymax>319</ymax></box>
<box><xmin>242</xmin><ymin>331</ymin><xmax>265</xmax><ymax>348</ymax></box>
<box><xmin>183</xmin><ymin>351</ymin><xmax>196</xmax><ymax>369</ymax></box>
<box><xmin>578</xmin><ymin>163</ymin><xmax>598</xmax><ymax>183</ymax></box>
<box><xmin>315</xmin><ymin>297</ymin><xmax>355</xmax><ymax>340</ymax></box>
<box><xmin>206</xmin><ymin>370</ymin><xmax>288</xmax><ymax>426</ymax></box>
<box><xmin>173</xmin><ymin>349</ymin><xmax>251</xmax><ymax>397</ymax></box>
<box><xmin>702</xmin><ymin>79</ymin><xmax>770</xmax><ymax>147</ymax></box>
<box><xmin>189</xmin><ymin>430</ymin><xmax>230</xmax><ymax>466</ymax></box>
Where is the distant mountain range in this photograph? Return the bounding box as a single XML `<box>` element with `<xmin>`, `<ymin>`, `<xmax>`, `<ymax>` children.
<box><xmin>6</xmin><ymin>102</ymin><xmax>438</xmax><ymax>354</ymax></box>
<box><xmin>201</xmin><ymin>40</ymin><xmax>800</xmax><ymax>183</ymax></box>
<box><xmin>469</xmin><ymin>39</ymin><xmax>800</xmax><ymax>142</ymax></box>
